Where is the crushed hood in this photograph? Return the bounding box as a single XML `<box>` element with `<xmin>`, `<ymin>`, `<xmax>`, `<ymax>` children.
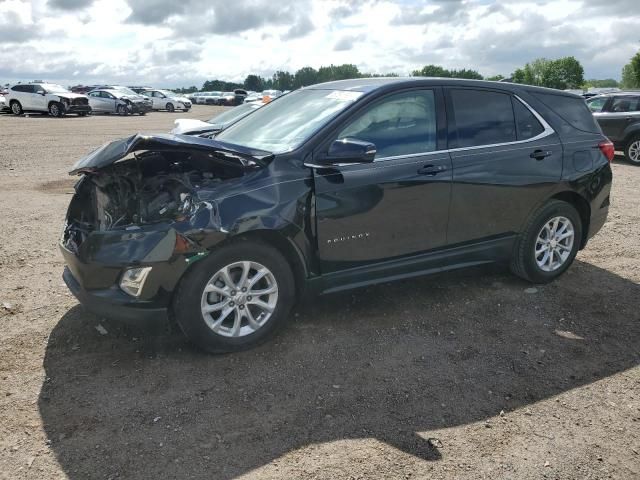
<box><xmin>69</xmin><ymin>133</ymin><xmax>273</xmax><ymax>175</ymax></box>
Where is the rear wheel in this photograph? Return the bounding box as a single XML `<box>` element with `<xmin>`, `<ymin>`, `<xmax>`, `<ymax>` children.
<box><xmin>173</xmin><ymin>241</ymin><xmax>295</xmax><ymax>353</ymax></box>
<box><xmin>10</xmin><ymin>101</ymin><xmax>22</xmax><ymax>115</ymax></box>
<box><xmin>166</xmin><ymin>103</ymin><xmax>175</xmax><ymax>112</ymax></box>
<box><xmin>510</xmin><ymin>200</ymin><xmax>582</xmax><ymax>283</ymax></box>
<box><xmin>624</xmin><ymin>135</ymin><xmax>640</xmax><ymax>165</ymax></box>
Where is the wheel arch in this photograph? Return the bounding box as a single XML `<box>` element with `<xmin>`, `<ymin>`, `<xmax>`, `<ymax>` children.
<box><xmin>622</xmin><ymin>125</ymin><xmax>640</xmax><ymax>145</ymax></box>
<box><xmin>228</xmin><ymin>230</ymin><xmax>309</xmax><ymax>298</ymax></box>
<box><xmin>549</xmin><ymin>191</ymin><xmax>591</xmax><ymax>249</ymax></box>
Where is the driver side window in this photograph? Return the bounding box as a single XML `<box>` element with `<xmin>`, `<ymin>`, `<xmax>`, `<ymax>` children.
<box><xmin>336</xmin><ymin>90</ymin><xmax>437</xmax><ymax>159</ymax></box>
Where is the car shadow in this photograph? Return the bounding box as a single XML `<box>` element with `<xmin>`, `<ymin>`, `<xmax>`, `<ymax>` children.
<box><xmin>39</xmin><ymin>260</ymin><xmax>640</xmax><ymax>479</ymax></box>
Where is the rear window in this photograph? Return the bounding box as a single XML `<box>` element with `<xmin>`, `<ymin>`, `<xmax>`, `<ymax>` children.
<box><xmin>450</xmin><ymin>89</ymin><xmax>516</xmax><ymax>148</ymax></box>
<box><xmin>532</xmin><ymin>92</ymin><xmax>600</xmax><ymax>133</ymax></box>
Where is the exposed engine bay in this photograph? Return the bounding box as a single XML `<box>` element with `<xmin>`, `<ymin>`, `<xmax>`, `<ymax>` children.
<box><xmin>67</xmin><ymin>149</ymin><xmax>246</xmax><ymax>232</ymax></box>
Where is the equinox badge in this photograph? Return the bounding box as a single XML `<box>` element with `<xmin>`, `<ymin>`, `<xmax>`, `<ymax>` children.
<box><xmin>327</xmin><ymin>232</ymin><xmax>370</xmax><ymax>244</ymax></box>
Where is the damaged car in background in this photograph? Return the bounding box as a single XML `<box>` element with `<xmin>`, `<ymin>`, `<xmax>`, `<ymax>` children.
<box><xmin>170</xmin><ymin>101</ymin><xmax>264</xmax><ymax>136</ymax></box>
<box><xmin>61</xmin><ymin>79</ymin><xmax>612</xmax><ymax>354</ymax></box>
<box><xmin>88</xmin><ymin>87</ymin><xmax>153</xmax><ymax>115</ymax></box>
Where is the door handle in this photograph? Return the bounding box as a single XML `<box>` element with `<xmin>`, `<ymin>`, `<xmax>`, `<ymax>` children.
<box><xmin>530</xmin><ymin>149</ymin><xmax>552</xmax><ymax>160</ymax></box>
<box><xmin>417</xmin><ymin>164</ymin><xmax>447</xmax><ymax>176</ymax></box>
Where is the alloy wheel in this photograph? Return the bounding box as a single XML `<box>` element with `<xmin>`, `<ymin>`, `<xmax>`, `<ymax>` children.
<box><xmin>200</xmin><ymin>261</ymin><xmax>278</xmax><ymax>338</ymax></box>
<box><xmin>534</xmin><ymin>216</ymin><xmax>575</xmax><ymax>272</ymax></box>
<box><xmin>11</xmin><ymin>102</ymin><xmax>21</xmax><ymax>115</ymax></box>
<box><xmin>628</xmin><ymin>140</ymin><xmax>640</xmax><ymax>163</ymax></box>
<box><xmin>50</xmin><ymin>103</ymin><xmax>59</xmax><ymax>117</ymax></box>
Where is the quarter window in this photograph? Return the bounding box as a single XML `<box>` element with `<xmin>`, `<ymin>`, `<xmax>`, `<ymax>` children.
<box><xmin>512</xmin><ymin>98</ymin><xmax>544</xmax><ymax>140</ymax></box>
<box><xmin>450</xmin><ymin>89</ymin><xmax>516</xmax><ymax>148</ymax></box>
<box><xmin>336</xmin><ymin>90</ymin><xmax>438</xmax><ymax>159</ymax></box>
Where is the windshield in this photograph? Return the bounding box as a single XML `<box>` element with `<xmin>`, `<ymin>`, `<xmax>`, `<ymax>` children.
<box><xmin>159</xmin><ymin>90</ymin><xmax>176</xmax><ymax>97</ymax></box>
<box><xmin>42</xmin><ymin>84</ymin><xmax>70</xmax><ymax>94</ymax></box>
<box><xmin>207</xmin><ymin>103</ymin><xmax>262</xmax><ymax>127</ymax></box>
<box><xmin>216</xmin><ymin>89</ymin><xmax>362</xmax><ymax>153</ymax></box>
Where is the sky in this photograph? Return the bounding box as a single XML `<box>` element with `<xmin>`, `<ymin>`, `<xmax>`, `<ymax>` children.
<box><xmin>0</xmin><ymin>0</ymin><xmax>638</xmax><ymax>88</ymax></box>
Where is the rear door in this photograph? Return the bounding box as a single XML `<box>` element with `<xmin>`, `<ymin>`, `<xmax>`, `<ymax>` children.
<box><xmin>445</xmin><ymin>87</ymin><xmax>563</xmax><ymax>245</ymax></box>
<box><xmin>314</xmin><ymin>88</ymin><xmax>452</xmax><ymax>272</ymax></box>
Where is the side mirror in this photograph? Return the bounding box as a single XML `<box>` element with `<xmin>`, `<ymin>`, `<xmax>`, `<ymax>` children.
<box><xmin>322</xmin><ymin>138</ymin><xmax>376</xmax><ymax>165</ymax></box>
<box><xmin>37</xmin><ymin>90</ymin><xmax>46</xmax><ymax>95</ymax></box>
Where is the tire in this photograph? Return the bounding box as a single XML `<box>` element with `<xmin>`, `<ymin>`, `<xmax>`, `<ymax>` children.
<box><xmin>624</xmin><ymin>135</ymin><xmax>640</xmax><ymax>165</ymax></box>
<box><xmin>139</xmin><ymin>111</ymin><xmax>146</xmax><ymax>116</ymax></box>
<box><xmin>78</xmin><ymin>112</ymin><xmax>88</xmax><ymax>117</ymax></box>
<box><xmin>49</xmin><ymin>102</ymin><xmax>64</xmax><ymax>117</ymax></box>
<box><xmin>510</xmin><ymin>200</ymin><xmax>582</xmax><ymax>284</ymax></box>
<box><xmin>166</xmin><ymin>103</ymin><xmax>175</xmax><ymax>112</ymax></box>
<box><xmin>116</xmin><ymin>104</ymin><xmax>128</xmax><ymax>116</ymax></box>
<box><xmin>173</xmin><ymin>240</ymin><xmax>296</xmax><ymax>353</ymax></box>
<box><xmin>10</xmin><ymin>101</ymin><xmax>22</xmax><ymax>115</ymax></box>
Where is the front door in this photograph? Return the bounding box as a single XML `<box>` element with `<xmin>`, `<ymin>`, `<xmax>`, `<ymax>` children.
<box><xmin>314</xmin><ymin>88</ymin><xmax>451</xmax><ymax>273</ymax></box>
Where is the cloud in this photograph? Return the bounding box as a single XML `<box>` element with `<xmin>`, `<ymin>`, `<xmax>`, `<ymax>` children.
<box><xmin>48</xmin><ymin>0</ymin><xmax>95</xmax><ymax>10</ymax></box>
<box><xmin>391</xmin><ymin>0</ymin><xmax>467</xmax><ymax>26</ymax></box>
<box><xmin>0</xmin><ymin>0</ymin><xmax>638</xmax><ymax>87</ymax></box>
<box><xmin>334</xmin><ymin>34</ymin><xmax>365</xmax><ymax>51</ymax></box>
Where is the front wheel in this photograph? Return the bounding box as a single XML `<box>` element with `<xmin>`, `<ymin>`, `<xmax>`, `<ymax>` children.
<box><xmin>116</xmin><ymin>104</ymin><xmax>128</xmax><ymax>116</ymax></box>
<box><xmin>510</xmin><ymin>200</ymin><xmax>582</xmax><ymax>283</ymax></box>
<box><xmin>173</xmin><ymin>241</ymin><xmax>295</xmax><ymax>353</ymax></box>
<box><xmin>10</xmin><ymin>101</ymin><xmax>22</xmax><ymax>115</ymax></box>
<box><xmin>624</xmin><ymin>135</ymin><xmax>640</xmax><ymax>165</ymax></box>
<box><xmin>166</xmin><ymin>103</ymin><xmax>175</xmax><ymax>112</ymax></box>
<box><xmin>49</xmin><ymin>102</ymin><xmax>64</xmax><ymax>117</ymax></box>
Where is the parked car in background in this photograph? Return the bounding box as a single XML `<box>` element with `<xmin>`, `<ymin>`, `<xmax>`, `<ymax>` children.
<box><xmin>187</xmin><ymin>92</ymin><xmax>201</xmax><ymax>103</ymax></box>
<box><xmin>243</xmin><ymin>91</ymin><xmax>262</xmax><ymax>103</ymax></box>
<box><xmin>261</xmin><ymin>89</ymin><xmax>282</xmax><ymax>102</ymax></box>
<box><xmin>219</xmin><ymin>92</ymin><xmax>236</xmax><ymax>106</ymax></box>
<box><xmin>171</xmin><ymin>101</ymin><xmax>264</xmax><ymax>136</ymax></box>
<box><xmin>142</xmin><ymin>89</ymin><xmax>191</xmax><ymax>112</ymax></box>
<box><xmin>6</xmin><ymin>82</ymin><xmax>91</xmax><ymax>117</ymax></box>
<box><xmin>233</xmin><ymin>89</ymin><xmax>248</xmax><ymax>105</ymax></box>
<box><xmin>88</xmin><ymin>87</ymin><xmax>153</xmax><ymax>115</ymax></box>
<box><xmin>61</xmin><ymin>78</ymin><xmax>612</xmax><ymax>353</ymax></box>
<box><xmin>128</xmin><ymin>86</ymin><xmax>153</xmax><ymax>94</ymax></box>
<box><xmin>587</xmin><ymin>92</ymin><xmax>640</xmax><ymax>164</ymax></box>
<box><xmin>198</xmin><ymin>91</ymin><xmax>223</xmax><ymax>105</ymax></box>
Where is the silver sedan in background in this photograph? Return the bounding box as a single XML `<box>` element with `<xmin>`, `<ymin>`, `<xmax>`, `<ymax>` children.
<box><xmin>88</xmin><ymin>87</ymin><xmax>153</xmax><ymax>115</ymax></box>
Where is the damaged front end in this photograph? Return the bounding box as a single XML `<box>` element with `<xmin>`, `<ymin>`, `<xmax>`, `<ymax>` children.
<box><xmin>60</xmin><ymin>134</ymin><xmax>272</xmax><ymax>322</ymax></box>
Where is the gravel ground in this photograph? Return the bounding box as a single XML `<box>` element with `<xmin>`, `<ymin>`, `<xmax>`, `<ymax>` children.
<box><xmin>0</xmin><ymin>106</ymin><xmax>638</xmax><ymax>480</ymax></box>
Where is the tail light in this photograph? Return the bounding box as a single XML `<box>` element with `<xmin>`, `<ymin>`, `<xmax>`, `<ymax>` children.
<box><xmin>598</xmin><ymin>140</ymin><xmax>615</xmax><ymax>163</ymax></box>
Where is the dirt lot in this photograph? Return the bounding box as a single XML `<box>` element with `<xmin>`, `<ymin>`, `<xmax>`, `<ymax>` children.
<box><xmin>0</xmin><ymin>106</ymin><xmax>638</xmax><ymax>480</ymax></box>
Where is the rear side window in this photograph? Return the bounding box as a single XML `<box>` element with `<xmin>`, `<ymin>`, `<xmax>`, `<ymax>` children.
<box><xmin>449</xmin><ymin>89</ymin><xmax>516</xmax><ymax>148</ymax></box>
<box><xmin>12</xmin><ymin>85</ymin><xmax>33</xmax><ymax>93</ymax></box>
<box><xmin>531</xmin><ymin>92</ymin><xmax>600</xmax><ymax>133</ymax></box>
<box><xmin>512</xmin><ymin>98</ymin><xmax>544</xmax><ymax>140</ymax></box>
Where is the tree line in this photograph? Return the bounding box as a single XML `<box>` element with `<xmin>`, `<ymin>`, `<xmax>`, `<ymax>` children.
<box><xmin>174</xmin><ymin>51</ymin><xmax>640</xmax><ymax>94</ymax></box>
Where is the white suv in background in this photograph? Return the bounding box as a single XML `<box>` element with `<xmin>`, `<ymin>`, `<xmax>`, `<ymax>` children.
<box><xmin>6</xmin><ymin>82</ymin><xmax>91</xmax><ymax>117</ymax></box>
<box><xmin>141</xmin><ymin>89</ymin><xmax>191</xmax><ymax>112</ymax></box>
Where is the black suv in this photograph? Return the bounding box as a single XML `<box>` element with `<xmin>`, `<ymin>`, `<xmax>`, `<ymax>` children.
<box><xmin>61</xmin><ymin>78</ymin><xmax>613</xmax><ymax>353</ymax></box>
<box><xmin>587</xmin><ymin>92</ymin><xmax>640</xmax><ymax>164</ymax></box>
